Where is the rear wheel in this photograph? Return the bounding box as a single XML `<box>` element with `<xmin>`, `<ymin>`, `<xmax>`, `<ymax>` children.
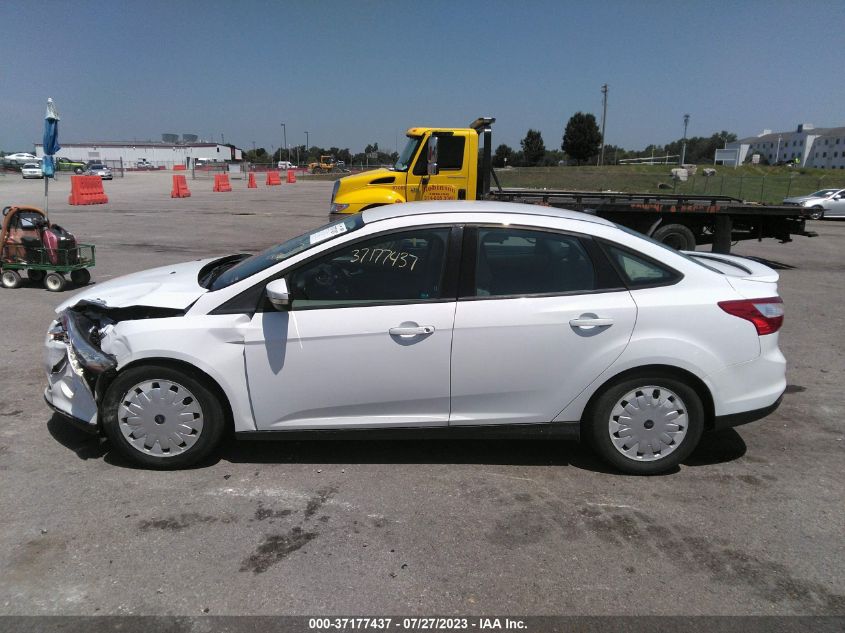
<box><xmin>101</xmin><ymin>364</ymin><xmax>226</xmax><ymax>469</ymax></box>
<box><xmin>44</xmin><ymin>272</ymin><xmax>66</xmax><ymax>292</ymax></box>
<box><xmin>585</xmin><ymin>373</ymin><xmax>704</xmax><ymax>475</ymax></box>
<box><xmin>808</xmin><ymin>206</ymin><xmax>825</xmax><ymax>220</ymax></box>
<box><xmin>74</xmin><ymin>167</ymin><xmax>84</xmax><ymax>174</ymax></box>
<box><xmin>70</xmin><ymin>268</ymin><xmax>91</xmax><ymax>286</ymax></box>
<box><xmin>1</xmin><ymin>270</ymin><xmax>22</xmax><ymax>289</ymax></box>
<box><xmin>651</xmin><ymin>223</ymin><xmax>697</xmax><ymax>251</ymax></box>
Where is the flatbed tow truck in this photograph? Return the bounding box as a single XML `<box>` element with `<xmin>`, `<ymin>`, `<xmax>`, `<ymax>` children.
<box><xmin>329</xmin><ymin>117</ymin><xmax>816</xmax><ymax>253</ymax></box>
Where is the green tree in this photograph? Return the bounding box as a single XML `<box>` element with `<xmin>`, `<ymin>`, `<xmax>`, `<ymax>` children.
<box><xmin>562</xmin><ymin>112</ymin><xmax>602</xmax><ymax>165</ymax></box>
<box><xmin>520</xmin><ymin>130</ymin><xmax>546</xmax><ymax>166</ymax></box>
<box><xmin>492</xmin><ymin>144</ymin><xmax>514</xmax><ymax>168</ymax></box>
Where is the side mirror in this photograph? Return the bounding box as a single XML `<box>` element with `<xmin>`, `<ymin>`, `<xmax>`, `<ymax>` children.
<box><xmin>265</xmin><ymin>278</ymin><xmax>290</xmax><ymax>310</ymax></box>
<box><xmin>427</xmin><ymin>136</ymin><xmax>439</xmax><ymax>176</ymax></box>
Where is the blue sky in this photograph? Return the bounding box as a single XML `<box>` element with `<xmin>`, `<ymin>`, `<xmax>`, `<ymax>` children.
<box><xmin>2</xmin><ymin>0</ymin><xmax>844</xmax><ymax>154</ymax></box>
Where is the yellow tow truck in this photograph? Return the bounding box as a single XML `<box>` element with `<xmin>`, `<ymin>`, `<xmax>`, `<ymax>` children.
<box><xmin>328</xmin><ymin>117</ymin><xmax>813</xmax><ymax>254</ymax></box>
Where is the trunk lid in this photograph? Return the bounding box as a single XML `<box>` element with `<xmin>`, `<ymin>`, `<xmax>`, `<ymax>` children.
<box><xmin>683</xmin><ymin>251</ymin><xmax>780</xmax><ymax>298</ymax></box>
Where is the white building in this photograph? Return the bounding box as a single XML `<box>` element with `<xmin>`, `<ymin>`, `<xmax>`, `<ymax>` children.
<box><xmin>723</xmin><ymin>124</ymin><xmax>845</xmax><ymax>169</ymax></box>
<box><xmin>33</xmin><ymin>141</ymin><xmax>243</xmax><ymax>168</ymax></box>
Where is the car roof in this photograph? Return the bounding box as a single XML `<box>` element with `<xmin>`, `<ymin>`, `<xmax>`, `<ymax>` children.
<box><xmin>361</xmin><ymin>200</ymin><xmax>616</xmax><ymax>227</ymax></box>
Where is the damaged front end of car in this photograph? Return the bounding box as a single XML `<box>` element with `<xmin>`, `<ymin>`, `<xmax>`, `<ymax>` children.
<box><xmin>44</xmin><ymin>301</ymin><xmax>185</xmax><ymax>433</ymax></box>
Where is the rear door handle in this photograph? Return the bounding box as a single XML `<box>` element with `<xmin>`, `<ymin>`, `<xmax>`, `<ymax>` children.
<box><xmin>569</xmin><ymin>316</ymin><xmax>614</xmax><ymax>328</ymax></box>
<box><xmin>389</xmin><ymin>325</ymin><xmax>435</xmax><ymax>336</ymax></box>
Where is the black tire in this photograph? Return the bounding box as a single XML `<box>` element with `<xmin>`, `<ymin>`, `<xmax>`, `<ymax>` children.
<box><xmin>74</xmin><ymin>167</ymin><xmax>83</xmax><ymax>174</ymax></box>
<box><xmin>101</xmin><ymin>364</ymin><xmax>226</xmax><ymax>469</ymax></box>
<box><xmin>651</xmin><ymin>223</ymin><xmax>697</xmax><ymax>251</ymax></box>
<box><xmin>808</xmin><ymin>206</ymin><xmax>825</xmax><ymax>221</ymax></box>
<box><xmin>584</xmin><ymin>373</ymin><xmax>705</xmax><ymax>475</ymax></box>
<box><xmin>27</xmin><ymin>270</ymin><xmax>46</xmax><ymax>283</ymax></box>
<box><xmin>44</xmin><ymin>272</ymin><xmax>66</xmax><ymax>292</ymax></box>
<box><xmin>70</xmin><ymin>268</ymin><xmax>91</xmax><ymax>286</ymax></box>
<box><xmin>1</xmin><ymin>270</ymin><xmax>22</xmax><ymax>289</ymax></box>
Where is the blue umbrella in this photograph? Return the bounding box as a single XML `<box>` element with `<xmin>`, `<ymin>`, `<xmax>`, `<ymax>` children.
<box><xmin>42</xmin><ymin>98</ymin><xmax>61</xmax><ymax>213</ymax></box>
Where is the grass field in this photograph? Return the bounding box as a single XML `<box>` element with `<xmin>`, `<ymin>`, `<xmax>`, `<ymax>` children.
<box><xmin>495</xmin><ymin>164</ymin><xmax>845</xmax><ymax>204</ymax></box>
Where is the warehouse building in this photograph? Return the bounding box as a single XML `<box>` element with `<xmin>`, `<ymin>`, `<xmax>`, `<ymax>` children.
<box><xmin>723</xmin><ymin>124</ymin><xmax>845</xmax><ymax>169</ymax></box>
<box><xmin>34</xmin><ymin>137</ymin><xmax>243</xmax><ymax>169</ymax></box>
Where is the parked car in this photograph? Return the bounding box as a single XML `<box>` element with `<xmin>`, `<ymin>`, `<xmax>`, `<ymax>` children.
<box><xmin>783</xmin><ymin>188</ymin><xmax>845</xmax><ymax>220</ymax></box>
<box><xmin>277</xmin><ymin>161</ymin><xmax>296</xmax><ymax>170</ymax></box>
<box><xmin>55</xmin><ymin>157</ymin><xmax>87</xmax><ymax>174</ymax></box>
<box><xmin>44</xmin><ymin>202</ymin><xmax>786</xmax><ymax>473</ymax></box>
<box><xmin>2</xmin><ymin>152</ymin><xmax>39</xmax><ymax>167</ymax></box>
<box><xmin>20</xmin><ymin>162</ymin><xmax>44</xmax><ymax>179</ymax></box>
<box><xmin>136</xmin><ymin>159</ymin><xmax>154</xmax><ymax>169</ymax></box>
<box><xmin>85</xmin><ymin>163</ymin><xmax>112</xmax><ymax>180</ymax></box>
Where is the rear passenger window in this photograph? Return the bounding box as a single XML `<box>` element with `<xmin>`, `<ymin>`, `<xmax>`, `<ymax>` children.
<box><xmin>474</xmin><ymin>228</ymin><xmax>597</xmax><ymax>296</ymax></box>
<box><xmin>604</xmin><ymin>245</ymin><xmax>678</xmax><ymax>287</ymax></box>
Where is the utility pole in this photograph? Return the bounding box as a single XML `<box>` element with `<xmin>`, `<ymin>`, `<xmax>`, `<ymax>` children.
<box><xmin>305</xmin><ymin>131</ymin><xmax>309</xmax><ymax>153</ymax></box>
<box><xmin>281</xmin><ymin>123</ymin><xmax>287</xmax><ymax>162</ymax></box>
<box><xmin>680</xmin><ymin>114</ymin><xmax>690</xmax><ymax>165</ymax></box>
<box><xmin>598</xmin><ymin>83</ymin><xmax>608</xmax><ymax>166</ymax></box>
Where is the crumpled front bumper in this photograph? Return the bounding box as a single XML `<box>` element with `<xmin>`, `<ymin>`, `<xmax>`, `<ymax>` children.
<box><xmin>43</xmin><ymin>313</ymin><xmax>117</xmax><ymax>433</ymax></box>
<box><xmin>44</xmin><ymin>332</ymin><xmax>99</xmax><ymax>431</ymax></box>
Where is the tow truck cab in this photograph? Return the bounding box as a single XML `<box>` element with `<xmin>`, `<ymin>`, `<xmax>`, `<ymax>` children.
<box><xmin>330</xmin><ymin>118</ymin><xmax>495</xmax><ymax>219</ymax></box>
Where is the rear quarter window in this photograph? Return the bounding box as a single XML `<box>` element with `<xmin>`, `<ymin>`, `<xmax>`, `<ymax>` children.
<box><xmin>602</xmin><ymin>243</ymin><xmax>681</xmax><ymax>288</ymax></box>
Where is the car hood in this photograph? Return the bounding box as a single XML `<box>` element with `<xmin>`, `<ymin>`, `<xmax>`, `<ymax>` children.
<box><xmin>56</xmin><ymin>257</ymin><xmax>218</xmax><ymax>312</ymax></box>
<box><xmin>783</xmin><ymin>195</ymin><xmax>819</xmax><ymax>205</ymax></box>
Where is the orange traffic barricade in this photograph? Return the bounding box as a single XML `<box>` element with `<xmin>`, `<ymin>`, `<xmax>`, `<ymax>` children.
<box><xmin>213</xmin><ymin>173</ymin><xmax>232</xmax><ymax>192</ymax></box>
<box><xmin>286</xmin><ymin>169</ymin><xmax>296</xmax><ymax>183</ymax></box>
<box><xmin>171</xmin><ymin>175</ymin><xmax>191</xmax><ymax>198</ymax></box>
<box><xmin>266</xmin><ymin>171</ymin><xmax>282</xmax><ymax>186</ymax></box>
<box><xmin>68</xmin><ymin>175</ymin><xmax>109</xmax><ymax>205</ymax></box>
<box><xmin>248</xmin><ymin>172</ymin><xmax>257</xmax><ymax>188</ymax></box>
<box><xmin>173</xmin><ymin>164</ymin><xmax>186</xmax><ymax>171</ymax></box>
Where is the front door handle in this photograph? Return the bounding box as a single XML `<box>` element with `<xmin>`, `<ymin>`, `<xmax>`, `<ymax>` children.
<box><xmin>569</xmin><ymin>316</ymin><xmax>614</xmax><ymax>328</ymax></box>
<box><xmin>389</xmin><ymin>325</ymin><xmax>435</xmax><ymax>337</ymax></box>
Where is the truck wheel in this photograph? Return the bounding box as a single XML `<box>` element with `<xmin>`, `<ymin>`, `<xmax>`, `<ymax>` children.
<box><xmin>651</xmin><ymin>223</ymin><xmax>697</xmax><ymax>251</ymax></box>
<box><xmin>2</xmin><ymin>270</ymin><xmax>22</xmax><ymax>289</ymax></box>
<box><xmin>808</xmin><ymin>206</ymin><xmax>824</xmax><ymax>221</ymax></box>
<box><xmin>28</xmin><ymin>270</ymin><xmax>46</xmax><ymax>282</ymax></box>
<box><xmin>70</xmin><ymin>269</ymin><xmax>91</xmax><ymax>286</ymax></box>
<box><xmin>44</xmin><ymin>272</ymin><xmax>66</xmax><ymax>292</ymax></box>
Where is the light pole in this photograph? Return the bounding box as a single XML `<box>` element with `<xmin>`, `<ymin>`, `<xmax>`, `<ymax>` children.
<box><xmin>680</xmin><ymin>114</ymin><xmax>690</xmax><ymax>165</ymax></box>
<box><xmin>281</xmin><ymin>123</ymin><xmax>287</xmax><ymax>163</ymax></box>
<box><xmin>598</xmin><ymin>83</ymin><xmax>608</xmax><ymax>167</ymax></box>
<box><xmin>775</xmin><ymin>135</ymin><xmax>782</xmax><ymax>163</ymax></box>
<box><xmin>305</xmin><ymin>131</ymin><xmax>309</xmax><ymax>154</ymax></box>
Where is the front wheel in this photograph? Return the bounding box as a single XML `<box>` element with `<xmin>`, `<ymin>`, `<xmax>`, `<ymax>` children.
<box><xmin>101</xmin><ymin>364</ymin><xmax>226</xmax><ymax>469</ymax></box>
<box><xmin>585</xmin><ymin>374</ymin><xmax>705</xmax><ymax>475</ymax></box>
<box><xmin>808</xmin><ymin>206</ymin><xmax>824</xmax><ymax>221</ymax></box>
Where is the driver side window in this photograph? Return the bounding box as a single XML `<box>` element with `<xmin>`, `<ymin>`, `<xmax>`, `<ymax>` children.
<box><xmin>288</xmin><ymin>228</ymin><xmax>451</xmax><ymax>309</ymax></box>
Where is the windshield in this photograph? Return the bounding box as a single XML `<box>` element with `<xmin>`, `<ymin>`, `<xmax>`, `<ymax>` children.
<box><xmin>810</xmin><ymin>189</ymin><xmax>839</xmax><ymax>198</ymax></box>
<box><xmin>209</xmin><ymin>214</ymin><xmax>365</xmax><ymax>291</ymax></box>
<box><xmin>393</xmin><ymin>137</ymin><xmax>422</xmax><ymax>171</ymax></box>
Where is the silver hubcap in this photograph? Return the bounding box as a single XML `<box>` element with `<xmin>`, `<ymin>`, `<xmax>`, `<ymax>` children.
<box><xmin>608</xmin><ymin>385</ymin><xmax>688</xmax><ymax>462</ymax></box>
<box><xmin>118</xmin><ymin>380</ymin><xmax>204</xmax><ymax>457</ymax></box>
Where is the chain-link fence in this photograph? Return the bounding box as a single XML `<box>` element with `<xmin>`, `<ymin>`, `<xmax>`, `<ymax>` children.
<box><xmin>495</xmin><ymin>167</ymin><xmax>845</xmax><ymax>204</ymax></box>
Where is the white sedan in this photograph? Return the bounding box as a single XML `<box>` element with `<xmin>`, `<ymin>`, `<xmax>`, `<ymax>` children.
<box><xmin>21</xmin><ymin>162</ymin><xmax>44</xmax><ymax>179</ymax></box>
<box><xmin>44</xmin><ymin>202</ymin><xmax>786</xmax><ymax>474</ymax></box>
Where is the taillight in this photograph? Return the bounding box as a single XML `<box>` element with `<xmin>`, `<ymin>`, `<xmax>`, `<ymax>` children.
<box><xmin>718</xmin><ymin>297</ymin><xmax>784</xmax><ymax>335</ymax></box>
